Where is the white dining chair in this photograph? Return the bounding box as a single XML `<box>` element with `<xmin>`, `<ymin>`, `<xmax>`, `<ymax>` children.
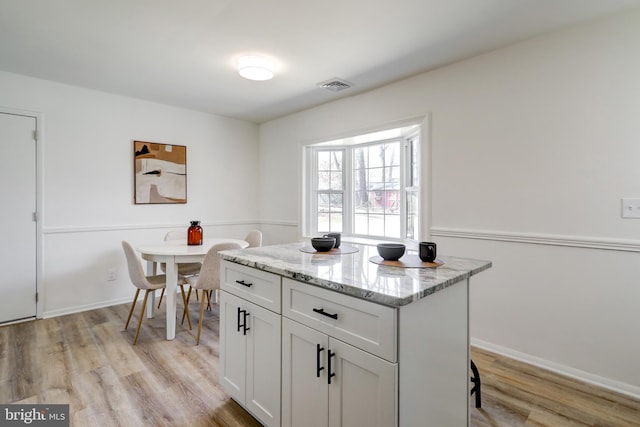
<box><xmin>122</xmin><ymin>241</ymin><xmax>192</xmax><ymax>345</ymax></box>
<box><xmin>244</xmin><ymin>229</ymin><xmax>262</xmax><ymax>248</ymax></box>
<box><xmin>157</xmin><ymin>230</ymin><xmax>203</xmax><ymax>309</ymax></box>
<box><xmin>182</xmin><ymin>242</ymin><xmax>243</xmax><ymax>345</ymax></box>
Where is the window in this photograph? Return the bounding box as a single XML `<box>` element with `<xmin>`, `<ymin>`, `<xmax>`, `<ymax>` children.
<box><xmin>316</xmin><ymin>150</ymin><xmax>344</xmax><ymax>232</ymax></box>
<box><xmin>305</xmin><ymin>125</ymin><xmax>420</xmax><ymax>241</ymax></box>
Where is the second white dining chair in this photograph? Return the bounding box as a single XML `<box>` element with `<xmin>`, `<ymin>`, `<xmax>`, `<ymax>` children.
<box><xmin>163</xmin><ymin>230</ymin><xmax>202</xmax><ymax>275</ymax></box>
<box><xmin>182</xmin><ymin>242</ymin><xmax>243</xmax><ymax>345</ymax></box>
<box><xmin>244</xmin><ymin>229</ymin><xmax>262</xmax><ymax>248</ymax></box>
<box><xmin>157</xmin><ymin>230</ymin><xmax>203</xmax><ymax>309</ymax></box>
<box><xmin>121</xmin><ymin>240</ymin><xmax>192</xmax><ymax>344</ymax></box>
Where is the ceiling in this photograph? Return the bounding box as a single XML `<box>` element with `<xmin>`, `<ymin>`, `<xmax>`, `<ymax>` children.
<box><xmin>0</xmin><ymin>0</ymin><xmax>638</xmax><ymax>123</ymax></box>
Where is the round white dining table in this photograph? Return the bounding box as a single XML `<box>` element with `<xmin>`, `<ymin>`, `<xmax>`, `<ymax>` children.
<box><xmin>137</xmin><ymin>238</ymin><xmax>249</xmax><ymax>340</ymax></box>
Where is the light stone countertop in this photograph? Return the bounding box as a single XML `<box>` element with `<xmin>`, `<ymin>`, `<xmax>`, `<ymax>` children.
<box><xmin>219</xmin><ymin>242</ymin><xmax>492</xmax><ymax>307</ymax></box>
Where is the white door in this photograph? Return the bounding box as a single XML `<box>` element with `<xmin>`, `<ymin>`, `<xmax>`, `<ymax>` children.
<box><xmin>282</xmin><ymin>318</ymin><xmax>329</xmax><ymax>427</ymax></box>
<box><xmin>219</xmin><ymin>291</ymin><xmax>247</xmax><ymax>402</ymax></box>
<box><xmin>328</xmin><ymin>338</ymin><xmax>397</xmax><ymax>427</ymax></box>
<box><xmin>245</xmin><ymin>301</ymin><xmax>281</xmax><ymax>427</ymax></box>
<box><xmin>0</xmin><ymin>112</ymin><xmax>37</xmax><ymax>324</ymax></box>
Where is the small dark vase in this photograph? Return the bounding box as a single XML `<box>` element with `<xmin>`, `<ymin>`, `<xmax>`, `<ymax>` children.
<box><xmin>187</xmin><ymin>221</ymin><xmax>203</xmax><ymax>245</ymax></box>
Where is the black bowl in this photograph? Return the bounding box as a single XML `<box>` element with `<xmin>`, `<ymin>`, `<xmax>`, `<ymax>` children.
<box><xmin>377</xmin><ymin>243</ymin><xmax>406</xmax><ymax>261</ymax></box>
<box><xmin>311</xmin><ymin>237</ymin><xmax>336</xmax><ymax>252</ymax></box>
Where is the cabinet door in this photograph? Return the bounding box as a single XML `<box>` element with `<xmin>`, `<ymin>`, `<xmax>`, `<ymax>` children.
<box><xmin>282</xmin><ymin>318</ymin><xmax>329</xmax><ymax>427</ymax></box>
<box><xmin>328</xmin><ymin>338</ymin><xmax>397</xmax><ymax>427</ymax></box>
<box><xmin>219</xmin><ymin>291</ymin><xmax>247</xmax><ymax>402</ymax></box>
<box><xmin>246</xmin><ymin>301</ymin><xmax>281</xmax><ymax>427</ymax></box>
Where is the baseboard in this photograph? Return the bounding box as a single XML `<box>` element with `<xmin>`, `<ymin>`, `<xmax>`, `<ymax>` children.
<box><xmin>42</xmin><ymin>296</ymin><xmax>133</xmax><ymax>319</ymax></box>
<box><xmin>41</xmin><ymin>288</ymin><xmax>188</xmax><ymax>320</ymax></box>
<box><xmin>0</xmin><ymin>316</ymin><xmax>37</xmax><ymax>327</ymax></box>
<box><xmin>471</xmin><ymin>338</ymin><xmax>640</xmax><ymax>400</ymax></box>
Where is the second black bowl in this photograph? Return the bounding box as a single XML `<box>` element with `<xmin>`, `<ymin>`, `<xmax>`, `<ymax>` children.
<box><xmin>377</xmin><ymin>243</ymin><xmax>406</xmax><ymax>261</ymax></box>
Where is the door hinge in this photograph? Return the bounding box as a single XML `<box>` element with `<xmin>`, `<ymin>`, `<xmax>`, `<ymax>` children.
<box><xmin>33</xmin><ymin>130</ymin><xmax>38</xmax><ymax>141</ymax></box>
<box><xmin>33</xmin><ymin>211</ymin><xmax>39</xmax><ymax>222</ymax></box>
<box><xmin>36</xmin><ymin>292</ymin><xmax>39</xmax><ymax>303</ymax></box>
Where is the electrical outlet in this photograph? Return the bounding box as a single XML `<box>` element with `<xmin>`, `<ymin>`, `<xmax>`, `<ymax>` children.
<box><xmin>622</xmin><ymin>198</ymin><xmax>640</xmax><ymax>218</ymax></box>
<box><xmin>106</xmin><ymin>268</ymin><xmax>117</xmax><ymax>281</ymax></box>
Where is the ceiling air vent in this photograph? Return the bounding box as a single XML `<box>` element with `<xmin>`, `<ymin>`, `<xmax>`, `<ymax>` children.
<box><xmin>318</xmin><ymin>78</ymin><xmax>353</xmax><ymax>92</ymax></box>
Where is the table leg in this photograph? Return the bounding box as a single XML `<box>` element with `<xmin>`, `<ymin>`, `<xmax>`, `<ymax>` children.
<box><xmin>165</xmin><ymin>260</ymin><xmax>177</xmax><ymax>340</ymax></box>
<box><xmin>145</xmin><ymin>260</ymin><xmax>157</xmax><ymax>318</ymax></box>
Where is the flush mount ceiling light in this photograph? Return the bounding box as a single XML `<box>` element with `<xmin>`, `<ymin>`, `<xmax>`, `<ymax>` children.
<box><xmin>238</xmin><ymin>55</ymin><xmax>274</xmax><ymax>81</ymax></box>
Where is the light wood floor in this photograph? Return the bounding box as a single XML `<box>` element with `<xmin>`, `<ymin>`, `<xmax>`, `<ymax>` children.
<box><xmin>470</xmin><ymin>347</ymin><xmax>640</xmax><ymax>426</ymax></box>
<box><xmin>1</xmin><ymin>301</ymin><xmax>638</xmax><ymax>426</ymax></box>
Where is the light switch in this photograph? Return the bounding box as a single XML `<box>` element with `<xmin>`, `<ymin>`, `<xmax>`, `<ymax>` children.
<box><xmin>621</xmin><ymin>198</ymin><xmax>640</xmax><ymax>218</ymax></box>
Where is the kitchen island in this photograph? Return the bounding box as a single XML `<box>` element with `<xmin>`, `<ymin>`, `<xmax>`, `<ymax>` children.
<box><xmin>218</xmin><ymin>242</ymin><xmax>491</xmax><ymax>427</ymax></box>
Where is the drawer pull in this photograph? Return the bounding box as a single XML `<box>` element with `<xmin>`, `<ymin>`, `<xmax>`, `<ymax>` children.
<box><xmin>235</xmin><ymin>279</ymin><xmax>253</xmax><ymax>287</ymax></box>
<box><xmin>313</xmin><ymin>308</ymin><xmax>338</xmax><ymax>320</ymax></box>
<box><xmin>316</xmin><ymin>343</ymin><xmax>325</xmax><ymax>378</ymax></box>
<box><xmin>327</xmin><ymin>349</ymin><xmax>336</xmax><ymax>384</ymax></box>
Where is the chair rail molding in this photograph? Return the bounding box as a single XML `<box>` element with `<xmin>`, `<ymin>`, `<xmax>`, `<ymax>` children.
<box><xmin>430</xmin><ymin>227</ymin><xmax>640</xmax><ymax>253</ymax></box>
<box><xmin>43</xmin><ymin>220</ymin><xmax>262</xmax><ymax>234</ymax></box>
<box><xmin>258</xmin><ymin>219</ymin><xmax>298</xmax><ymax>227</ymax></box>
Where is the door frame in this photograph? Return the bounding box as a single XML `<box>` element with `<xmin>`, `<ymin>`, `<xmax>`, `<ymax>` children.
<box><xmin>1</xmin><ymin>106</ymin><xmax>44</xmax><ymax>320</ymax></box>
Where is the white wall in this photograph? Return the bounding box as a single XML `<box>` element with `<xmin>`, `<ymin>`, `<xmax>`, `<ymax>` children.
<box><xmin>0</xmin><ymin>70</ymin><xmax>260</xmax><ymax>317</ymax></box>
<box><xmin>258</xmin><ymin>10</ymin><xmax>640</xmax><ymax>397</ymax></box>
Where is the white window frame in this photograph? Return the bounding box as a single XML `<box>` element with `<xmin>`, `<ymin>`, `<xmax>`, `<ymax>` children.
<box><xmin>309</xmin><ymin>147</ymin><xmax>347</xmax><ymax>234</ymax></box>
<box><xmin>303</xmin><ymin>124</ymin><xmax>421</xmax><ymax>242</ymax></box>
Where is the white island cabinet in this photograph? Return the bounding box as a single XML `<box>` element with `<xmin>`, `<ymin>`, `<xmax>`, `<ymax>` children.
<box><xmin>219</xmin><ymin>263</ymin><xmax>282</xmax><ymax>427</ymax></box>
<box><xmin>218</xmin><ymin>243</ymin><xmax>492</xmax><ymax>427</ymax></box>
<box><xmin>281</xmin><ymin>278</ymin><xmax>397</xmax><ymax>427</ymax></box>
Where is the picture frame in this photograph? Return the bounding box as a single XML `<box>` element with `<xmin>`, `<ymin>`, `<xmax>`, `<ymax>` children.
<box><xmin>133</xmin><ymin>140</ymin><xmax>187</xmax><ymax>204</ymax></box>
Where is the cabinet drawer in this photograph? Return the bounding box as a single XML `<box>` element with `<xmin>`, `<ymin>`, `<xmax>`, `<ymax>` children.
<box><xmin>221</xmin><ymin>261</ymin><xmax>281</xmax><ymax>313</ymax></box>
<box><xmin>282</xmin><ymin>278</ymin><xmax>397</xmax><ymax>362</ymax></box>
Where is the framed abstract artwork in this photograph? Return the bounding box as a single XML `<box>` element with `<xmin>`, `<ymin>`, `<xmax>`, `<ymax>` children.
<box><xmin>133</xmin><ymin>140</ymin><xmax>187</xmax><ymax>204</ymax></box>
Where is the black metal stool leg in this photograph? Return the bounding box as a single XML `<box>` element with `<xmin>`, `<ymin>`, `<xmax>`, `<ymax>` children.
<box><xmin>470</xmin><ymin>359</ymin><xmax>482</xmax><ymax>408</ymax></box>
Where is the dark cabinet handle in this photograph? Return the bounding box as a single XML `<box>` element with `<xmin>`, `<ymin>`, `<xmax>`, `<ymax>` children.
<box><xmin>316</xmin><ymin>344</ymin><xmax>325</xmax><ymax>378</ymax></box>
<box><xmin>243</xmin><ymin>310</ymin><xmax>250</xmax><ymax>335</ymax></box>
<box><xmin>327</xmin><ymin>349</ymin><xmax>336</xmax><ymax>384</ymax></box>
<box><xmin>313</xmin><ymin>308</ymin><xmax>338</xmax><ymax>320</ymax></box>
<box><xmin>236</xmin><ymin>279</ymin><xmax>253</xmax><ymax>287</ymax></box>
<box><xmin>236</xmin><ymin>307</ymin><xmax>251</xmax><ymax>335</ymax></box>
